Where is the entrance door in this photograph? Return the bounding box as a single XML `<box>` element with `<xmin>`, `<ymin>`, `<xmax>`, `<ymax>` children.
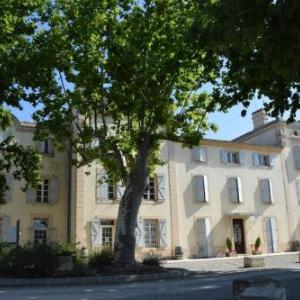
<box><xmin>232</xmin><ymin>219</ymin><xmax>245</xmax><ymax>254</ymax></box>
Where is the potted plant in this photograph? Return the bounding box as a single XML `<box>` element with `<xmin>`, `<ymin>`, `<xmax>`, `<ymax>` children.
<box><xmin>252</xmin><ymin>237</ymin><xmax>262</xmax><ymax>255</ymax></box>
<box><xmin>225</xmin><ymin>238</ymin><xmax>236</xmax><ymax>257</ymax></box>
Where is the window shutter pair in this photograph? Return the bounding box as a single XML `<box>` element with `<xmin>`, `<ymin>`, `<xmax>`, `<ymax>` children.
<box><xmin>96</xmin><ymin>168</ymin><xmax>125</xmax><ymax>202</ymax></box>
<box><xmin>192</xmin><ymin>147</ymin><xmax>207</xmax><ymax>162</ymax></box>
<box><xmin>193</xmin><ymin>175</ymin><xmax>209</xmax><ymax>202</ymax></box>
<box><xmin>135</xmin><ymin>219</ymin><xmax>167</xmax><ymax>249</ymax></box>
<box><xmin>197</xmin><ymin>218</ymin><xmax>212</xmax><ymax>257</ymax></box>
<box><xmin>26</xmin><ymin>176</ymin><xmax>59</xmax><ymax>204</ymax></box>
<box><xmin>264</xmin><ymin>217</ymin><xmax>278</xmax><ymax>253</ymax></box>
<box><xmin>260</xmin><ymin>179</ymin><xmax>273</xmax><ymax>203</ymax></box>
<box><xmin>293</xmin><ymin>146</ymin><xmax>300</xmax><ymax>169</ymax></box>
<box><xmin>253</xmin><ymin>153</ymin><xmax>276</xmax><ymax>167</ymax></box>
<box><xmin>228</xmin><ymin>177</ymin><xmax>243</xmax><ymax>203</ymax></box>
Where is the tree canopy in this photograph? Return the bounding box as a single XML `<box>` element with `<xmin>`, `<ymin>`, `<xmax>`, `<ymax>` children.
<box><xmin>193</xmin><ymin>0</ymin><xmax>300</xmax><ymax>121</ymax></box>
<box><xmin>0</xmin><ymin>0</ymin><xmax>41</xmax><ymax>203</ymax></box>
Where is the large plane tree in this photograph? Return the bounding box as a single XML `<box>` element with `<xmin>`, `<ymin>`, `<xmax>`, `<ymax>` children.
<box><xmin>20</xmin><ymin>0</ymin><xmax>220</xmax><ymax>265</ymax></box>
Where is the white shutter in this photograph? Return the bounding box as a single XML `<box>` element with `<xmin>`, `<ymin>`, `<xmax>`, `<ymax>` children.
<box><xmin>116</xmin><ymin>181</ymin><xmax>125</xmax><ymax>200</ymax></box>
<box><xmin>135</xmin><ymin>219</ymin><xmax>144</xmax><ymax>247</ymax></box>
<box><xmin>293</xmin><ymin>146</ymin><xmax>300</xmax><ymax>169</ymax></box>
<box><xmin>3</xmin><ymin>216</ymin><xmax>16</xmax><ymax>243</ymax></box>
<box><xmin>237</xmin><ymin>177</ymin><xmax>243</xmax><ymax>203</ymax></box>
<box><xmin>270</xmin><ymin>155</ymin><xmax>276</xmax><ymax>167</ymax></box>
<box><xmin>270</xmin><ymin>217</ymin><xmax>278</xmax><ymax>252</ymax></box>
<box><xmin>221</xmin><ymin>150</ymin><xmax>228</xmax><ymax>164</ymax></box>
<box><xmin>49</xmin><ymin>176</ymin><xmax>59</xmax><ymax>203</ymax></box>
<box><xmin>269</xmin><ymin>179</ymin><xmax>274</xmax><ymax>203</ymax></box>
<box><xmin>192</xmin><ymin>147</ymin><xmax>201</xmax><ymax>161</ymax></box>
<box><xmin>4</xmin><ymin>174</ymin><xmax>13</xmax><ymax>202</ymax></box>
<box><xmin>159</xmin><ymin>219</ymin><xmax>167</xmax><ymax>249</ymax></box>
<box><xmin>193</xmin><ymin>175</ymin><xmax>205</xmax><ymax>202</ymax></box>
<box><xmin>239</xmin><ymin>152</ymin><xmax>246</xmax><ymax>165</ymax></box>
<box><xmin>157</xmin><ymin>174</ymin><xmax>166</xmax><ymax>201</ymax></box>
<box><xmin>228</xmin><ymin>177</ymin><xmax>239</xmax><ymax>203</ymax></box>
<box><xmin>26</xmin><ymin>186</ymin><xmax>36</xmax><ymax>203</ymax></box>
<box><xmin>260</xmin><ymin>179</ymin><xmax>272</xmax><ymax>203</ymax></box>
<box><xmin>199</xmin><ymin>148</ymin><xmax>207</xmax><ymax>162</ymax></box>
<box><xmin>265</xmin><ymin>218</ymin><xmax>273</xmax><ymax>253</ymax></box>
<box><xmin>203</xmin><ymin>175</ymin><xmax>209</xmax><ymax>202</ymax></box>
<box><xmin>90</xmin><ymin>220</ymin><xmax>102</xmax><ymax>247</ymax></box>
<box><xmin>197</xmin><ymin>218</ymin><xmax>212</xmax><ymax>257</ymax></box>
<box><xmin>96</xmin><ymin>168</ymin><xmax>108</xmax><ymax>202</ymax></box>
<box><xmin>253</xmin><ymin>153</ymin><xmax>260</xmax><ymax>166</ymax></box>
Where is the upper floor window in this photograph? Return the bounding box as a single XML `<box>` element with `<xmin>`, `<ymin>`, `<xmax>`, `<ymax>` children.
<box><xmin>33</xmin><ymin>218</ymin><xmax>49</xmax><ymax>244</ymax></box>
<box><xmin>192</xmin><ymin>147</ymin><xmax>207</xmax><ymax>162</ymax></box>
<box><xmin>253</xmin><ymin>153</ymin><xmax>275</xmax><ymax>167</ymax></box>
<box><xmin>193</xmin><ymin>175</ymin><xmax>209</xmax><ymax>202</ymax></box>
<box><xmin>36</xmin><ymin>139</ymin><xmax>54</xmax><ymax>155</ymax></box>
<box><xmin>221</xmin><ymin>150</ymin><xmax>244</xmax><ymax>165</ymax></box>
<box><xmin>143</xmin><ymin>177</ymin><xmax>156</xmax><ymax>200</ymax></box>
<box><xmin>260</xmin><ymin>178</ymin><xmax>273</xmax><ymax>203</ymax></box>
<box><xmin>228</xmin><ymin>177</ymin><xmax>243</xmax><ymax>203</ymax></box>
<box><xmin>36</xmin><ymin>179</ymin><xmax>49</xmax><ymax>203</ymax></box>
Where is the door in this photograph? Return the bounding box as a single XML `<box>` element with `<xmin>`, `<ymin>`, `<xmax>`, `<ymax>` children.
<box><xmin>265</xmin><ymin>217</ymin><xmax>278</xmax><ymax>253</ymax></box>
<box><xmin>232</xmin><ymin>219</ymin><xmax>245</xmax><ymax>254</ymax></box>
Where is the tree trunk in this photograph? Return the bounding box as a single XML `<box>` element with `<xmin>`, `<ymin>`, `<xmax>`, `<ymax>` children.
<box><xmin>113</xmin><ymin>137</ymin><xmax>150</xmax><ymax>266</ymax></box>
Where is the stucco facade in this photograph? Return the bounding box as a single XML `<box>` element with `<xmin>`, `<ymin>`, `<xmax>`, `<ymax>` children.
<box><xmin>1</xmin><ymin>111</ymin><xmax>300</xmax><ymax>259</ymax></box>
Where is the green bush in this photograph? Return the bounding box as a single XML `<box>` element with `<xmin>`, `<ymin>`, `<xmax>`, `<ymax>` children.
<box><xmin>0</xmin><ymin>242</ymin><xmax>85</xmax><ymax>277</ymax></box>
<box><xmin>88</xmin><ymin>248</ymin><xmax>114</xmax><ymax>269</ymax></box>
<box><xmin>255</xmin><ymin>237</ymin><xmax>261</xmax><ymax>249</ymax></box>
<box><xmin>226</xmin><ymin>237</ymin><xmax>233</xmax><ymax>251</ymax></box>
<box><xmin>142</xmin><ymin>250</ymin><xmax>161</xmax><ymax>266</ymax></box>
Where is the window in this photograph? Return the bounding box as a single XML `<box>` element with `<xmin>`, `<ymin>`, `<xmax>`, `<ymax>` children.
<box><xmin>36</xmin><ymin>179</ymin><xmax>49</xmax><ymax>203</ymax></box>
<box><xmin>260</xmin><ymin>179</ymin><xmax>273</xmax><ymax>203</ymax></box>
<box><xmin>227</xmin><ymin>151</ymin><xmax>240</xmax><ymax>164</ymax></box>
<box><xmin>193</xmin><ymin>175</ymin><xmax>209</xmax><ymax>202</ymax></box>
<box><xmin>293</xmin><ymin>146</ymin><xmax>300</xmax><ymax>169</ymax></box>
<box><xmin>228</xmin><ymin>177</ymin><xmax>242</xmax><ymax>203</ymax></box>
<box><xmin>221</xmin><ymin>150</ymin><xmax>244</xmax><ymax>165</ymax></box>
<box><xmin>33</xmin><ymin>218</ymin><xmax>49</xmax><ymax>244</ymax></box>
<box><xmin>108</xmin><ymin>184</ymin><xmax>114</xmax><ymax>200</ymax></box>
<box><xmin>144</xmin><ymin>220</ymin><xmax>158</xmax><ymax>248</ymax></box>
<box><xmin>102</xmin><ymin>226</ymin><xmax>113</xmax><ymax>248</ymax></box>
<box><xmin>253</xmin><ymin>153</ymin><xmax>273</xmax><ymax>167</ymax></box>
<box><xmin>192</xmin><ymin>147</ymin><xmax>207</xmax><ymax>162</ymax></box>
<box><xmin>143</xmin><ymin>177</ymin><xmax>156</xmax><ymax>200</ymax></box>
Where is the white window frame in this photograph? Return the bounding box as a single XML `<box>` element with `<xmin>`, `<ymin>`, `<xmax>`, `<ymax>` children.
<box><xmin>226</xmin><ymin>151</ymin><xmax>240</xmax><ymax>164</ymax></box>
<box><xmin>33</xmin><ymin>218</ymin><xmax>49</xmax><ymax>244</ymax></box>
<box><xmin>258</xmin><ymin>154</ymin><xmax>271</xmax><ymax>166</ymax></box>
<box><xmin>144</xmin><ymin>219</ymin><xmax>158</xmax><ymax>248</ymax></box>
<box><xmin>143</xmin><ymin>177</ymin><xmax>156</xmax><ymax>201</ymax></box>
<box><xmin>36</xmin><ymin>179</ymin><xmax>49</xmax><ymax>203</ymax></box>
<box><xmin>101</xmin><ymin>224</ymin><xmax>114</xmax><ymax>249</ymax></box>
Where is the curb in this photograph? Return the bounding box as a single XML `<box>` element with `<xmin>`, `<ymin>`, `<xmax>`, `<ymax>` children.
<box><xmin>0</xmin><ymin>270</ymin><xmax>193</xmax><ymax>287</ymax></box>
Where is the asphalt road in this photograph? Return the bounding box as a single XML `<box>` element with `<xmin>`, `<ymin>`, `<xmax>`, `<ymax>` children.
<box><xmin>1</xmin><ymin>267</ymin><xmax>300</xmax><ymax>300</ymax></box>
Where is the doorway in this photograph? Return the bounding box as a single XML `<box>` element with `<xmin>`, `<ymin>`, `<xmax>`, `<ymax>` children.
<box><xmin>232</xmin><ymin>219</ymin><xmax>245</xmax><ymax>254</ymax></box>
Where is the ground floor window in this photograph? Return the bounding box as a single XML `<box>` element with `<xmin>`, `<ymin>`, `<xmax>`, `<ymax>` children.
<box><xmin>33</xmin><ymin>218</ymin><xmax>49</xmax><ymax>244</ymax></box>
<box><xmin>144</xmin><ymin>219</ymin><xmax>158</xmax><ymax>248</ymax></box>
<box><xmin>100</xmin><ymin>220</ymin><xmax>114</xmax><ymax>249</ymax></box>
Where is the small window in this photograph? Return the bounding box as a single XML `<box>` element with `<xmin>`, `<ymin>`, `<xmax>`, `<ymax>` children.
<box><xmin>36</xmin><ymin>179</ymin><xmax>49</xmax><ymax>203</ymax></box>
<box><xmin>144</xmin><ymin>219</ymin><xmax>158</xmax><ymax>248</ymax></box>
<box><xmin>227</xmin><ymin>151</ymin><xmax>240</xmax><ymax>164</ymax></box>
<box><xmin>33</xmin><ymin>218</ymin><xmax>49</xmax><ymax>244</ymax></box>
<box><xmin>102</xmin><ymin>226</ymin><xmax>113</xmax><ymax>249</ymax></box>
<box><xmin>143</xmin><ymin>177</ymin><xmax>156</xmax><ymax>201</ymax></box>
<box><xmin>258</xmin><ymin>154</ymin><xmax>270</xmax><ymax>166</ymax></box>
<box><xmin>108</xmin><ymin>184</ymin><xmax>114</xmax><ymax>200</ymax></box>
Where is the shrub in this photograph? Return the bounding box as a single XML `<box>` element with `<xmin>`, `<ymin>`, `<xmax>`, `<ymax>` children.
<box><xmin>142</xmin><ymin>250</ymin><xmax>161</xmax><ymax>266</ymax></box>
<box><xmin>88</xmin><ymin>248</ymin><xmax>114</xmax><ymax>269</ymax></box>
<box><xmin>255</xmin><ymin>237</ymin><xmax>261</xmax><ymax>249</ymax></box>
<box><xmin>226</xmin><ymin>238</ymin><xmax>233</xmax><ymax>252</ymax></box>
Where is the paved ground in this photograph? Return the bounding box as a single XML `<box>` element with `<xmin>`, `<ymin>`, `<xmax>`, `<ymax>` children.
<box><xmin>2</xmin><ymin>264</ymin><xmax>300</xmax><ymax>299</ymax></box>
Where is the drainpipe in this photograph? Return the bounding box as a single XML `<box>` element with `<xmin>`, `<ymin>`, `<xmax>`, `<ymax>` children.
<box><xmin>67</xmin><ymin>141</ymin><xmax>72</xmax><ymax>243</ymax></box>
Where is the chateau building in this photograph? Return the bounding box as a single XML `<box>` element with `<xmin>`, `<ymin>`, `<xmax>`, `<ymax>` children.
<box><xmin>1</xmin><ymin>109</ymin><xmax>300</xmax><ymax>258</ymax></box>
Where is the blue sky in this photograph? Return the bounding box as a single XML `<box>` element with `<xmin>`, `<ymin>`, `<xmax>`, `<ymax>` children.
<box><xmin>8</xmin><ymin>98</ymin><xmax>269</xmax><ymax>141</ymax></box>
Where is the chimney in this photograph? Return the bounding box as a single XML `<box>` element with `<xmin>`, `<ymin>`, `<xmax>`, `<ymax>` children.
<box><xmin>252</xmin><ymin>109</ymin><xmax>268</xmax><ymax>129</ymax></box>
